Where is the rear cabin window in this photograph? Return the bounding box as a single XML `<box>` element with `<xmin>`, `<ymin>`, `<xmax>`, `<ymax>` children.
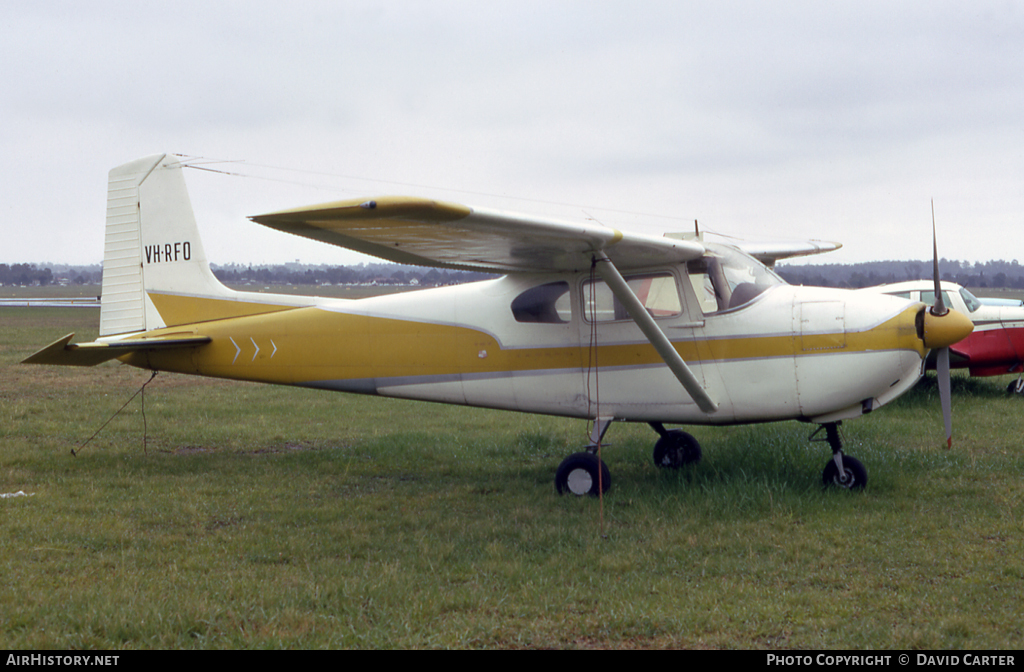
<box><xmin>582</xmin><ymin>273</ymin><xmax>682</xmax><ymax>322</ymax></box>
<box><xmin>512</xmin><ymin>281</ymin><xmax>572</xmax><ymax>323</ymax></box>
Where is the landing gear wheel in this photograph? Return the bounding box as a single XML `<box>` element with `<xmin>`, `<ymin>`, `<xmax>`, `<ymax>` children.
<box><xmin>1007</xmin><ymin>379</ymin><xmax>1024</xmax><ymax>395</ymax></box>
<box><xmin>652</xmin><ymin>430</ymin><xmax>702</xmax><ymax>469</ymax></box>
<box><xmin>822</xmin><ymin>455</ymin><xmax>868</xmax><ymax>490</ymax></box>
<box><xmin>555</xmin><ymin>452</ymin><xmax>611</xmax><ymax>496</ymax></box>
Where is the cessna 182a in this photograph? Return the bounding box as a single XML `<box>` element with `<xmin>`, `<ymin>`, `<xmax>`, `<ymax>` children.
<box><xmin>23</xmin><ymin>154</ymin><xmax>974</xmax><ymax>493</ymax></box>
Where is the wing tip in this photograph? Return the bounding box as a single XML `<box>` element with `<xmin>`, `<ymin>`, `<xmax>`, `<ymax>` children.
<box><xmin>250</xmin><ymin>196</ymin><xmax>472</xmax><ymax>226</ymax></box>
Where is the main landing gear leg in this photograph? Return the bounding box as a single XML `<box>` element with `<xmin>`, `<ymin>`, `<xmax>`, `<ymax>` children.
<box><xmin>814</xmin><ymin>422</ymin><xmax>868</xmax><ymax>490</ymax></box>
<box><xmin>554</xmin><ymin>418</ymin><xmax>613</xmax><ymax>497</ymax></box>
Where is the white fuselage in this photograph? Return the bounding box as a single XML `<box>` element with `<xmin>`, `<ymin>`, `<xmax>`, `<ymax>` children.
<box><xmin>258</xmin><ymin>271</ymin><xmax>928</xmax><ymax>427</ymax></box>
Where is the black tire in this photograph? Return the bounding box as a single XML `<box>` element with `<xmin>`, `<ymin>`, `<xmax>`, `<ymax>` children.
<box><xmin>822</xmin><ymin>455</ymin><xmax>868</xmax><ymax>490</ymax></box>
<box><xmin>652</xmin><ymin>430</ymin><xmax>702</xmax><ymax>469</ymax></box>
<box><xmin>1008</xmin><ymin>380</ymin><xmax>1024</xmax><ymax>395</ymax></box>
<box><xmin>555</xmin><ymin>452</ymin><xmax>611</xmax><ymax>496</ymax></box>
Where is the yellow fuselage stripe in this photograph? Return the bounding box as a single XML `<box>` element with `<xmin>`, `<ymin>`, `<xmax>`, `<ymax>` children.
<box><xmin>127</xmin><ymin>296</ymin><xmax>925</xmax><ymax>387</ymax></box>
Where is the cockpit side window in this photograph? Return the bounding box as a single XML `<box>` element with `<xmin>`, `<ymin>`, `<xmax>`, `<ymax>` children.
<box><xmin>686</xmin><ymin>243</ymin><xmax>784</xmax><ymax>315</ymax></box>
<box><xmin>512</xmin><ymin>281</ymin><xmax>572</xmax><ymax>323</ymax></box>
<box><xmin>582</xmin><ymin>273</ymin><xmax>682</xmax><ymax>323</ymax></box>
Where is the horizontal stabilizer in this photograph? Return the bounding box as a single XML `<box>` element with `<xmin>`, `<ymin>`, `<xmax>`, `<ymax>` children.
<box><xmin>22</xmin><ymin>333</ymin><xmax>211</xmax><ymax>367</ymax></box>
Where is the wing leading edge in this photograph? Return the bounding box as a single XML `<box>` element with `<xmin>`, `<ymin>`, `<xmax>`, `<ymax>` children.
<box><xmin>249</xmin><ymin>196</ymin><xmax>707</xmax><ymax>273</ymax></box>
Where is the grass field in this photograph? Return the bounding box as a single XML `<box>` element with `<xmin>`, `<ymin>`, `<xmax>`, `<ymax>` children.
<box><xmin>2</xmin><ymin>304</ymin><xmax>1023</xmax><ymax>649</ymax></box>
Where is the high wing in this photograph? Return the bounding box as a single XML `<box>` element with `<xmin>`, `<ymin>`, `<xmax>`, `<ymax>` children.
<box><xmin>736</xmin><ymin>240</ymin><xmax>843</xmax><ymax>268</ymax></box>
<box><xmin>249</xmin><ymin>196</ymin><xmax>707</xmax><ymax>273</ymax></box>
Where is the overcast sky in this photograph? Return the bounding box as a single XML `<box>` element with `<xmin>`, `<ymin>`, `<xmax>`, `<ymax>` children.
<box><xmin>3</xmin><ymin>1</ymin><xmax>1022</xmax><ymax>268</ymax></box>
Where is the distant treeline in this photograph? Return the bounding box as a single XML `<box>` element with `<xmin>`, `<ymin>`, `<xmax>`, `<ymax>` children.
<box><xmin>7</xmin><ymin>258</ymin><xmax>1024</xmax><ymax>290</ymax></box>
<box><xmin>210</xmin><ymin>262</ymin><xmax>497</xmax><ymax>287</ymax></box>
<box><xmin>0</xmin><ymin>262</ymin><xmax>495</xmax><ymax>288</ymax></box>
<box><xmin>776</xmin><ymin>259</ymin><xmax>1024</xmax><ymax>290</ymax></box>
<box><xmin>0</xmin><ymin>263</ymin><xmax>59</xmax><ymax>286</ymax></box>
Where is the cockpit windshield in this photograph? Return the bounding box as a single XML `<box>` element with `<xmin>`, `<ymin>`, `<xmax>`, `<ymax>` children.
<box><xmin>687</xmin><ymin>243</ymin><xmax>785</xmax><ymax>314</ymax></box>
<box><xmin>959</xmin><ymin>287</ymin><xmax>982</xmax><ymax>313</ymax></box>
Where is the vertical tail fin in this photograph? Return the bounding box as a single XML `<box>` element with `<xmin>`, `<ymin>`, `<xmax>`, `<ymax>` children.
<box><xmin>100</xmin><ymin>154</ymin><xmax>233</xmax><ymax>336</ymax></box>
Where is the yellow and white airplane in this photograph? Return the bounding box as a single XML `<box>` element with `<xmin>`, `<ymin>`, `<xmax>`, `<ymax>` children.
<box><xmin>24</xmin><ymin>154</ymin><xmax>974</xmax><ymax>494</ymax></box>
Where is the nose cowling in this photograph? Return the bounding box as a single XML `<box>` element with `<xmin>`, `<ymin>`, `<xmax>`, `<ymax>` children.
<box><xmin>920</xmin><ymin>307</ymin><xmax>974</xmax><ymax>349</ymax></box>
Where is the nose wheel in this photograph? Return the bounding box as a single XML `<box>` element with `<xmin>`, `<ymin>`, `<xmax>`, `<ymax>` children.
<box><xmin>822</xmin><ymin>454</ymin><xmax>868</xmax><ymax>489</ymax></box>
<box><xmin>813</xmin><ymin>422</ymin><xmax>868</xmax><ymax>490</ymax></box>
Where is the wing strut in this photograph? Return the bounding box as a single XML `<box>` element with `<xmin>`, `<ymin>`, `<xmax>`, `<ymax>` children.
<box><xmin>592</xmin><ymin>253</ymin><xmax>719</xmax><ymax>414</ymax></box>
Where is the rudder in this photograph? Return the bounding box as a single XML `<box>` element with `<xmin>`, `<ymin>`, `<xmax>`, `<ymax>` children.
<box><xmin>100</xmin><ymin>154</ymin><xmax>233</xmax><ymax>336</ymax></box>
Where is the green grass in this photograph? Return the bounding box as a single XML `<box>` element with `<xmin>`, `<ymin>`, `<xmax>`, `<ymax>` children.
<box><xmin>2</xmin><ymin>307</ymin><xmax>1024</xmax><ymax>648</ymax></box>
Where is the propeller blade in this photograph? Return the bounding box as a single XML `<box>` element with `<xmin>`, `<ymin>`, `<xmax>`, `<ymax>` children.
<box><xmin>937</xmin><ymin>346</ymin><xmax>953</xmax><ymax>449</ymax></box>
<box><xmin>931</xmin><ymin>200</ymin><xmax>947</xmax><ymax>317</ymax></box>
<box><xmin>927</xmin><ymin>202</ymin><xmax>963</xmax><ymax>449</ymax></box>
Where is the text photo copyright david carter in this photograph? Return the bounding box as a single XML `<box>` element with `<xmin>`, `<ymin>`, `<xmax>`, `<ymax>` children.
<box><xmin>766</xmin><ymin>654</ymin><xmax>1016</xmax><ymax>667</ymax></box>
